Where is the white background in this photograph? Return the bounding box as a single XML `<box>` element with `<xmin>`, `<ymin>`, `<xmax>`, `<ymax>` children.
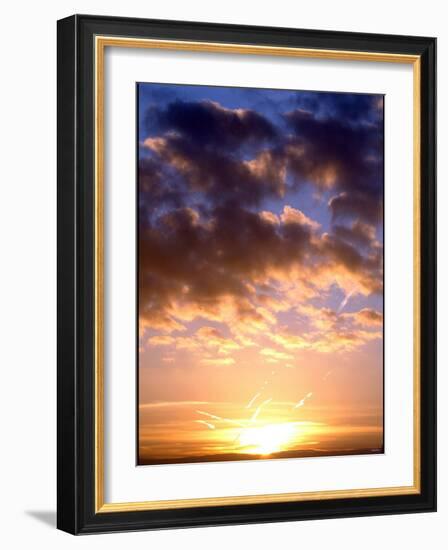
<box><xmin>105</xmin><ymin>48</ymin><xmax>414</xmax><ymax>502</ymax></box>
<box><xmin>0</xmin><ymin>1</ymin><xmax>444</xmax><ymax>548</ymax></box>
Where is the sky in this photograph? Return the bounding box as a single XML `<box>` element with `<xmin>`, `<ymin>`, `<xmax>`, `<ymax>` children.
<box><xmin>137</xmin><ymin>82</ymin><xmax>384</xmax><ymax>465</ymax></box>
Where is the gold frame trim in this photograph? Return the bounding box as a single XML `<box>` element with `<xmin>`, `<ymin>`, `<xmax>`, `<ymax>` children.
<box><xmin>94</xmin><ymin>36</ymin><xmax>421</xmax><ymax>513</ymax></box>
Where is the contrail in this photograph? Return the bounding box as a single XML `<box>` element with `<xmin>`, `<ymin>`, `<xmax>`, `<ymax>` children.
<box><xmin>337</xmin><ymin>289</ymin><xmax>355</xmax><ymax>314</ymax></box>
<box><xmin>195</xmin><ymin>420</ymin><xmax>215</xmax><ymax>430</ymax></box>
<box><xmin>245</xmin><ymin>392</ymin><xmax>261</xmax><ymax>409</ymax></box>
<box><xmin>251</xmin><ymin>398</ymin><xmax>272</xmax><ymax>422</ymax></box>
<box><xmin>293</xmin><ymin>392</ymin><xmax>313</xmax><ymax>409</ymax></box>
<box><xmin>196</xmin><ymin>410</ymin><xmax>222</xmax><ymax>421</ymax></box>
<box><xmin>196</xmin><ymin>410</ymin><xmax>245</xmax><ymax>427</ymax></box>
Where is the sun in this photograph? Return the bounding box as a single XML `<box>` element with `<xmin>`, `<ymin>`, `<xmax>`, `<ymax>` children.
<box><xmin>238</xmin><ymin>422</ymin><xmax>298</xmax><ymax>456</ymax></box>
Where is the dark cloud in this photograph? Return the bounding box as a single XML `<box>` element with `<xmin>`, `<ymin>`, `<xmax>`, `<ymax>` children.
<box><xmin>142</xmin><ymin>97</ymin><xmax>383</xmax><ymax>222</ymax></box>
<box><xmin>282</xmin><ymin>104</ymin><xmax>383</xmax><ymax>224</ymax></box>
<box><xmin>284</xmin><ymin>108</ymin><xmax>383</xmax><ymax>196</ymax></box>
<box><xmin>138</xmin><ymin>156</ymin><xmax>187</xmax><ymax>220</ymax></box>
<box><xmin>329</xmin><ymin>192</ymin><xmax>382</xmax><ymax>225</ymax></box>
<box><xmin>295</xmin><ymin>92</ymin><xmax>383</xmax><ymax>127</ymax></box>
<box><xmin>138</xmin><ymin>93</ymin><xmax>384</xmax><ymax>332</ymax></box>
<box><xmin>139</xmin><ymin>204</ymin><xmax>314</xmax><ymax>322</ymax></box>
<box><xmin>319</xmin><ymin>230</ymin><xmax>383</xmax><ymax>294</ymax></box>
<box><xmin>146</xmin><ymin>99</ymin><xmax>278</xmax><ymax>150</ymax></box>
<box><xmin>139</xmin><ymin>202</ymin><xmax>383</xmax><ymax>329</ymax></box>
<box><xmin>143</xmin><ymin>134</ymin><xmax>286</xmax><ymax>207</ymax></box>
<box><xmin>333</xmin><ymin>220</ymin><xmax>377</xmax><ymax>249</ymax></box>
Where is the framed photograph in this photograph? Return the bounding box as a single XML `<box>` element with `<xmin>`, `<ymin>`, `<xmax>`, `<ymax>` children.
<box><xmin>57</xmin><ymin>14</ymin><xmax>436</xmax><ymax>534</ymax></box>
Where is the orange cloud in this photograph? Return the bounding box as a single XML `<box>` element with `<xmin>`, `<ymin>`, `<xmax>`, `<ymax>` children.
<box><xmin>350</xmin><ymin>308</ymin><xmax>383</xmax><ymax>327</ymax></box>
<box><xmin>200</xmin><ymin>357</ymin><xmax>235</xmax><ymax>367</ymax></box>
<box><xmin>270</xmin><ymin>333</ymin><xmax>310</xmax><ymax>351</ymax></box>
<box><xmin>271</xmin><ymin>303</ymin><xmax>383</xmax><ymax>354</ymax></box>
<box><xmin>148</xmin><ymin>335</ymin><xmax>176</xmax><ymax>346</ymax></box>
<box><xmin>260</xmin><ymin>348</ymin><xmax>294</xmax><ymax>361</ymax></box>
<box><xmin>280</xmin><ymin>205</ymin><xmax>321</xmax><ymax>231</ymax></box>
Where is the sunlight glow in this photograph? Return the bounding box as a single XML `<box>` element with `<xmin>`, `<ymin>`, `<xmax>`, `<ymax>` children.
<box><xmin>238</xmin><ymin>422</ymin><xmax>298</xmax><ymax>455</ymax></box>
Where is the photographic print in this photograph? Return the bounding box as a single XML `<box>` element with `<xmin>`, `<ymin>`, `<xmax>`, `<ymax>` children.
<box><xmin>137</xmin><ymin>83</ymin><xmax>384</xmax><ymax>466</ymax></box>
<box><xmin>58</xmin><ymin>17</ymin><xmax>436</xmax><ymax>533</ymax></box>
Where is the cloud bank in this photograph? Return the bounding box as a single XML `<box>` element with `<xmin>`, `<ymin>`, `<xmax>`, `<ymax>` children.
<box><xmin>138</xmin><ymin>85</ymin><xmax>384</xmax><ymax>363</ymax></box>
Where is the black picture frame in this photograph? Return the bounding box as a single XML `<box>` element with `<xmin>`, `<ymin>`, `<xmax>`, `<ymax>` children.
<box><xmin>57</xmin><ymin>14</ymin><xmax>436</xmax><ymax>535</ymax></box>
